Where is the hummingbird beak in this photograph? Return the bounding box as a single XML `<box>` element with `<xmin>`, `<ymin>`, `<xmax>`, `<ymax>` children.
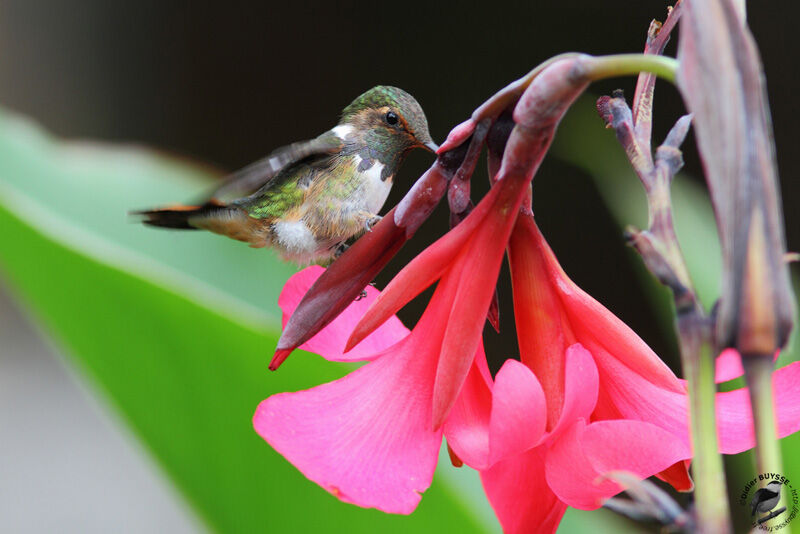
<box><xmin>423</xmin><ymin>140</ymin><xmax>439</xmax><ymax>153</ymax></box>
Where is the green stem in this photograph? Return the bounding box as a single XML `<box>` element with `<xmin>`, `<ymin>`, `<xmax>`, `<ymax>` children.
<box><xmin>743</xmin><ymin>355</ymin><xmax>789</xmax><ymax>532</ymax></box>
<box><xmin>586</xmin><ymin>54</ymin><xmax>679</xmax><ymax>84</ymax></box>
<box><xmin>678</xmin><ymin>314</ymin><xmax>731</xmax><ymax>534</ymax></box>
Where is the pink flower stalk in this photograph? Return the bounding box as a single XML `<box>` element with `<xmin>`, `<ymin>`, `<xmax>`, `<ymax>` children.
<box><xmin>253</xmin><ymin>265</ymin><xmax>490</xmax><ymax>513</ymax></box>
<box><xmin>441</xmin><ymin>211</ymin><xmax>800</xmax><ymax>533</ymax></box>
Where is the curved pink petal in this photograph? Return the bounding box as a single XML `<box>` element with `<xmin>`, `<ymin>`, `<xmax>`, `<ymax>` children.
<box><xmin>713</xmin><ymin>349</ymin><xmax>780</xmax><ymax>384</ymax></box>
<box><xmin>253</xmin><ymin>334</ymin><xmax>441</xmax><ymax>514</ymax></box>
<box><xmin>279</xmin><ymin>266</ymin><xmax>409</xmax><ymax>362</ymax></box>
<box><xmin>564</xmin><ymin>290</ymin><xmax>683</xmax><ymax>393</ymax></box>
<box><xmin>443</xmin><ymin>351</ymin><xmax>493</xmax><ymax>470</ymax></box>
<box><xmin>546</xmin><ymin>419</ymin><xmax>692</xmax><ymax>510</ymax></box>
<box><xmin>577</xmin><ymin>342</ymin><xmax>694</xmax><ymax>492</ymax></box>
<box><xmin>585</xmin><ymin>339</ymin><xmax>690</xmax><ymax>444</ymax></box>
<box><xmin>437</xmin><ymin>119</ymin><xmax>477</xmax><ymax>153</ymax></box>
<box><xmin>548</xmin><ymin>344</ymin><xmax>599</xmax><ymax>439</ymax></box>
<box><xmin>434</xmin><ymin>245</ymin><xmax>509</xmax><ymax>427</ymax></box>
<box><xmin>716</xmin><ymin>361</ymin><xmax>800</xmax><ymax>453</ymax></box>
<box><xmin>715</xmin><ymin>348</ymin><xmax>745</xmax><ymax>383</ymax></box>
<box><xmin>481</xmin><ymin>448</ymin><xmax>567</xmax><ymax>534</ymax></box>
<box><xmin>488</xmin><ymin>359</ymin><xmax>547</xmax><ymax>465</ymax></box>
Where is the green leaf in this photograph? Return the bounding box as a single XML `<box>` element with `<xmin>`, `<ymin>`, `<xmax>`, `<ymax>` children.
<box><xmin>0</xmin><ymin>108</ymin><xmax>495</xmax><ymax>533</ymax></box>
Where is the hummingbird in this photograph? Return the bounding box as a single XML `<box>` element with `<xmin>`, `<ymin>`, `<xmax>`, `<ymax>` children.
<box><xmin>135</xmin><ymin>86</ymin><xmax>437</xmax><ymax>264</ymax></box>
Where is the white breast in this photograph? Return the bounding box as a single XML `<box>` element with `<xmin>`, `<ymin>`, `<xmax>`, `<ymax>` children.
<box><xmin>354</xmin><ymin>155</ymin><xmax>393</xmax><ymax>214</ymax></box>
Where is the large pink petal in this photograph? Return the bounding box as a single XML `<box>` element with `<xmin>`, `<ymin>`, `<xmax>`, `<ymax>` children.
<box><xmin>586</xmin><ymin>340</ymin><xmax>690</xmax><ymax>443</ymax></box>
<box><xmin>279</xmin><ymin>266</ymin><xmax>409</xmax><ymax>362</ymax></box>
<box><xmin>716</xmin><ymin>361</ymin><xmax>800</xmax><ymax>453</ymax></box>
<box><xmin>443</xmin><ymin>351</ymin><xmax>493</xmax><ymax>470</ymax></box>
<box><xmin>546</xmin><ymin>419</ymin><xmax>692</xmax><ymax>510</ymax></box>
<box><xmin>591</xmin><ymin>354</ymin><xmax>695</xmax><ymax>491</ymax></box>
<box><xmin>548</xmin><ymin>344</ymin><xmax>599</xmax><ymax>439</ymax></box>
<box><xmin>481</xmin><ymin>448</ymin><xmax>567</xmax><ymax>534</ymax></box>
<box><xmin>253</xmin><ymin>333</ymin><xmax>441</xmax><ymax>514</ymax></box>
<box><xmin>487</xmin><ymin>359</ymin><xmax>547</xmax><ymax>465</ymax></box>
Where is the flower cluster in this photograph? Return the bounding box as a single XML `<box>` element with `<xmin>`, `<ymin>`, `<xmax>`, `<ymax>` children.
<box><xmin>254</xmin><ymin>209</ymin><xmax>800</xmax><ymax>531</ymax></box>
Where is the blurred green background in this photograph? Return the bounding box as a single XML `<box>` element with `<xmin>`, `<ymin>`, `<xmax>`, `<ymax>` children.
<box><xmin>0</xmin><ymin>1</ymin><xmax>798</xmax><ymax>532</ymax></box>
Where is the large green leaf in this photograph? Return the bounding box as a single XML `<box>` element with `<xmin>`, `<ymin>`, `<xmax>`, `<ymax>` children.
<box><xmin>0</xmin><ymin>109</ymin><xmax>499</xmax><ymax>533</ymax></box>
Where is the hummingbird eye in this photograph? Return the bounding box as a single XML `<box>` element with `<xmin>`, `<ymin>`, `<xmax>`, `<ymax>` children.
<box><xmin>384</xmin><ymin>111</ymin><xmax>399</xmax><ymax>126</ymax></box>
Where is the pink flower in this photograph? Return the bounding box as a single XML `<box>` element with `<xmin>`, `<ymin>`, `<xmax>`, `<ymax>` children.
<box><xmin>258</xmin><ymin>60</ymin><xmax>590</xmax><ymax>502</ymax></box>
<box><xmin>253</xmin><ymin>105</ymin><xmax>536</xmax><ymax>511</ymax></box>
<box><xmin>254</xmin><ymin>214</ymin><xmax>800</xmax><ymax>528</ymax></box>
<box><xmin>442</xmin><ymin>211</ymin><xmax>800</xmax><ymax>533</ymax></box>
<box><xmin>253</xmin><ymin>265</ymin><xmax>491</xmax><ymax>513</ymax></box>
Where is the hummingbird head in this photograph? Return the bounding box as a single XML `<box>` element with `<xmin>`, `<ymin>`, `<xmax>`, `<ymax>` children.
<box><xmin>340</xmin><ymin>86</ymin><xmax>438</xmax><ymax>158</ymax></box>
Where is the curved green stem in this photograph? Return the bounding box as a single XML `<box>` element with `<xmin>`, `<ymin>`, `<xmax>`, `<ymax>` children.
<box><xmin>586</xmin><ymin>54</ymin><xmax>679</xmax><ymax>84</ymax></box>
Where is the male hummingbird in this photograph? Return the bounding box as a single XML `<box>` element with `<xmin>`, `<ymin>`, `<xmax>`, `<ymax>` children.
<box><xmin>136</xmin><ymin>86</ymin><xmax>437</xmax><ymax>264</ymax></box>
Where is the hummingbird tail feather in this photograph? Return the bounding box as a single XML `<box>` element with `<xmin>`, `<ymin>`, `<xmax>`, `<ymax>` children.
<box><xmin>134</xmin><ymin>201</ymin><xmax>268</xmax><ymax>247</ymax></box>
<box><xmin>133</xmin><ymin>201</ymin><xmax>229</xmax><ymax>230</ymax></box>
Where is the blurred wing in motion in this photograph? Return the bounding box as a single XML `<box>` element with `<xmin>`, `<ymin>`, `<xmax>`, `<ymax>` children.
<box><xmin>207</xmin><ymin>131</ymin><xmax>344</xmax><ymax>201</ymax></box>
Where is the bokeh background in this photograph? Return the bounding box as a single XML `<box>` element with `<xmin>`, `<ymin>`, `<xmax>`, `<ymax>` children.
<box><xmin>1</xmin><ymin>1</ymin><xmax>798</xmax><ymax>532</ymax></box>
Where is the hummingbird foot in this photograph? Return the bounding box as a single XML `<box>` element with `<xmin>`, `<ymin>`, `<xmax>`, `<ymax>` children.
<box><xmin>354</xmin><ymin>281</ymin><xmax>377</xmax><ymax>302</ymax></box>
<box><xmin>365</xmin><ymin>215</ymin><xmax>382</xmax><ymax>232</ymax></box>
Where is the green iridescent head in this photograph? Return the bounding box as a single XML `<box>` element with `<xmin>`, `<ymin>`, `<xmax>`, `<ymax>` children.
<box><xmin>340</xmin><ymin>86</ymin><xmax>437</xmax><ymax>153</ymax></box>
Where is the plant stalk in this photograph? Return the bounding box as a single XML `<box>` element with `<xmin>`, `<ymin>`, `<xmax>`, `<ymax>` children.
<box><xmin>743</xmin><ymin>354</ymin><xmax>790</xmax><ymax>532</ymax></box>
<box><xmin>678</xmin><ymin>314</ymin><xmax>732</xmax><ymax>534</ymax></box>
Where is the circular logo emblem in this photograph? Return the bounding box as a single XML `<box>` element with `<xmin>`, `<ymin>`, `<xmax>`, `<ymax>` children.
<box><xmin>738</xmin><ymin>473</ymin><xmax>798</xmax><ymax>531</ymax></box>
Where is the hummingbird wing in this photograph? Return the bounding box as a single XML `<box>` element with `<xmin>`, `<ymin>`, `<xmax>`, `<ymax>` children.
<box><xmin>207</xmin><ymin>130</ymin><xmax>344</xmax><ymax>201</ymax></box>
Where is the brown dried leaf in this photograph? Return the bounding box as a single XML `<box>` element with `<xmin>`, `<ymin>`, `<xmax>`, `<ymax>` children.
<box><xmin>676</xmin><ymin>0</ymin><xmax>794</xmax><ymax>354</ymax></box>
